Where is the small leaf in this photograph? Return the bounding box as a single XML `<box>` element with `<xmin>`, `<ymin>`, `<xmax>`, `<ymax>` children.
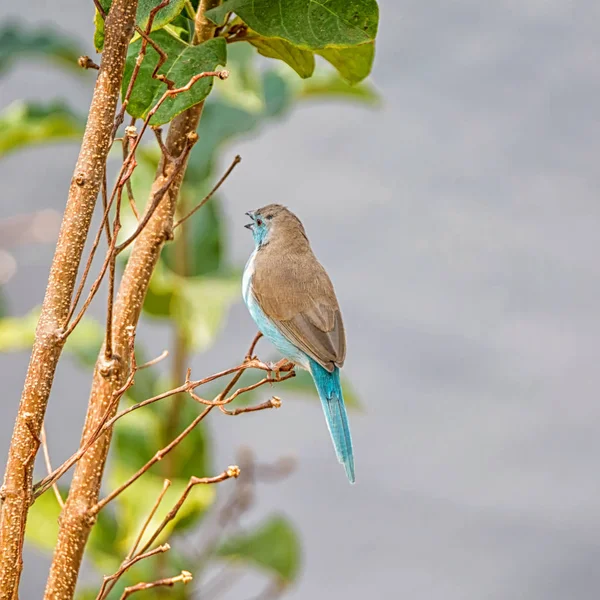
<box><xmin>0</xmin><ymin>101</ymin><xmax>83</xmax><ymax>157</ymax></box>
<box><xmin>316</xmin><ymin>42</ymin><xmax>375</xmax><ymax>84</ymax></box>
<box><xmin>94</xmin><ymin>0</ymin><xmax>187</xmax><ymax>51</ymax></box>
<box><xmin>207</xmin><ymin>0</ymin><xmax>379</xmax><ymax>50</ymax></box>
<box><xmin>0</xmin><ymin>22</ymin><xmax>81</xmax><ymax>74</ymax></box>
<box><xmin>149</xmin><ymin>37</ymin><xmax>228</xmax><ymax>125</ymax></box>
<box><xmin>217</xmin><ymin>515</ymin><xmax>301</xmax><ymax>583</ymax></box>
<box><xmin>121</xmin><ymin>29</ymin><xmax>186</xmax><ymax>119</ymax></box>
<box><xmin>248</xmin><ymin>35</ymin><xmax>314</xmax><ymax>79</ymax></box>
<box><xmin>278</xmin><ymin>369</ymin><xmax>363</xmax><ymax>411</ymax></box>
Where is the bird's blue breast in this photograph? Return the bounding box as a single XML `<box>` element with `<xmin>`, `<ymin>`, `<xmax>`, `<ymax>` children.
<box><xmin>242</xmin><ymin>250</ymin><xmax>309</xmax><ymax>369</ymax></box>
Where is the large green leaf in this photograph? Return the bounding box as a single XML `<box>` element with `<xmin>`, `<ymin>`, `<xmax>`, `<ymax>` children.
<box><xmin>0</xmin><ymin>101</ymin><xmax>83</xmax><ymax>157</ymax></box>
<box><xmin>0</xmin><ymin>22</ymin><xmax>81</xmax><ymax>74</ymax></box>
<box><xmin>150</xmin><ymin>37</ymin><xmax>227</xmax><ymax>125</ymax></box>
<box><xmin>248</xmin><ymin>35</ymin><xmax>314</xmax><ymax>79</ymax></box>
<box><xmin>94</xmin><ymin>0</ymin><xmax>187</xmax><ymax>51</ymax></box>
<box><xmin>217</xmin><ymin>515</ymin><xmax>301</xmax><ymax>583</ymax></box>
<box><xmin>121</xmin><ymin>29</ymin><xmax>186</xmax><ymax>119</ymax></box>
<box><xmin>207</xmin><ymin>0</ymin><xmax>379</xmax><ymax>50</ymax></box>
<box><xmin>317</xmin><ymin>41</ymin><xmax>375</xmax><ymax>84</ymax></box>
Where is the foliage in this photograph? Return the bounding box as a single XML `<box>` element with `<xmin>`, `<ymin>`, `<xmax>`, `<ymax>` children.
<box><xmin>0</xmin><ymin>0</ymin><xmax>378</xmax><ymax>594</ymax></box>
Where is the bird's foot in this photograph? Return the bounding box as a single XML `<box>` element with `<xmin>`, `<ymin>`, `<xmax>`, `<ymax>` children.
<box><xmin>268</xmin><ymin>359</ymin><xmax>295</xmax><ymax>381</ymax></box>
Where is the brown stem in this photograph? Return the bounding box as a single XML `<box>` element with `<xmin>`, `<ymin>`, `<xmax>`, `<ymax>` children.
<box><xmin>0</xmin><ymin>0</ymin><xmax>138</xmax><ymax>597</ymax></box>
<box><xmin>43</xmin><ymin>2</ymin><xmax>222</xmax><ymax>597</ymax></box>
<box><xmin>120</xmin><ymin>571</ymin><xmax>193</xmax><ymax>599</ymax></box>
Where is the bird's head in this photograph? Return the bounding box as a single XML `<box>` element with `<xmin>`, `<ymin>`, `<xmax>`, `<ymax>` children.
<box><xmin>245</xmin><ymin>204</ymin><xmax>307</xmax><ymax>248</ymax></box>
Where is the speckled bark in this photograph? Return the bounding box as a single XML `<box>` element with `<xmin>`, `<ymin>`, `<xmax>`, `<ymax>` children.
<box><xmin>0</xmin><ymin>2</ymin><xmax>137</xmax><ymax>598</ymax></box>
<box><xmin>43</xmin><ymin>2</ymin><xmax>221</xmax><ymax>598</ymax></box>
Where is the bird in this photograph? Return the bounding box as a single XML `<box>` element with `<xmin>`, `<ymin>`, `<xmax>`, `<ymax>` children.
<box><xmin>242</xmin><ymin>204</ymin><xmax>355</xmax><ymax>483</ymax></box>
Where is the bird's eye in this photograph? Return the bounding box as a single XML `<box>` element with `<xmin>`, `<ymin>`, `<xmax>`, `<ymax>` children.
<box><xmin>256</xmin><ymin>218</ymin><xmax>263</xmax><ymax>226</ymax></box>
<box><xmin>266</xmin><ymin>214</ymin><xmax>273</xmax><ymax>220</ymax></box>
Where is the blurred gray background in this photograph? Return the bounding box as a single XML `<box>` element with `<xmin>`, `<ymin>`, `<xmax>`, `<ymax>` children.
<box><xmin>3</xmin><ymin>0</ymin><xmax>600</xmax><ymax>598</ymax></box>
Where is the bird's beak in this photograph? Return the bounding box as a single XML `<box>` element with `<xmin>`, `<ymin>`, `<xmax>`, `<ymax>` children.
<box><xmin>244</xmin><ymin>211</ymin><xmax>255</xmax><ymax>230</ymax></box>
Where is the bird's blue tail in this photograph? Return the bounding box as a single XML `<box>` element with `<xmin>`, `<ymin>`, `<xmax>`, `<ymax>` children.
<box><xmin>309</xmin><ymin>358</ymin><xmax>355</xmax><ymax>483</ymax></box>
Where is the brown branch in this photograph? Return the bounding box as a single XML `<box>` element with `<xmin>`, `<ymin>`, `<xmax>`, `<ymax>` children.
<box><xmin>120</xmin><ymin>571</ymin><xmax>193</xmax><ymax>599</ymax></box>
<box><xmin>0</xmin><ymin>0</ymin><xmax>139</xmax><ymax>596</ymax></box>
<box><xmin>173</xmin><ymin>154</ymin><xmax>242</xmax><ymax>229</ymax></box>
<box><xmin>78</xmin><ymin>55</ymin><xmax>100</xmax><ymax>70</ymax></box>
<box><xmin>44</xmin><ymin>3</ymin><xmax>224</xmax><ymax>596</ymax></box>
<box><xmin>219</xmin><ymin>396</ymin><xmax>282</xmax><ymax>416</ymax></box>
<box><xmin>128</xmin><ymin>480</ymin><xmax>171</xmax><ymax>560</ymax></box>
<box><xmin>114</xmin><ymin>0</ymin><xmax>171</xmax><ymax>137</ymax></box>
<box><xmin>96</xmin><ymin>544</ymin><xmax>170</xmax><ymax>600</ymax></box>
<box><xmin>137</xmin><ymin>467</ymin><xmax>240</xmax><ymax>555</ymax></box>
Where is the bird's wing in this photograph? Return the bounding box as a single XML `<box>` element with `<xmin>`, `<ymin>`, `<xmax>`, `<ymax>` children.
<box><xmin>251</xmin><ymin>249</ymin><xmax>346</xmax><ymax>372</ymax></box>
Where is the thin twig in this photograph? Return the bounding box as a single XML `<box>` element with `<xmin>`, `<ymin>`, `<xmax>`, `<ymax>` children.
<box><xmin>113</xmin><ymin>0</ymin><xmax>171</xmax><ymax>137</ymax></box>
<box><xmin>129</xmin><ymin>481</ymin><xmax>171</xmax><ymax>560</ymax></box>
<box><xmin>96</xmin><ymin>544</ymin><xmax>170</xmax><ymax>600</ymax></box>
<box><xmin>138</xmin><ymin>467</ymin><xmax>240</xmax><ymax>555</ymax></box>
<box><xmin>137</xmin><ymin>349</ymin><xmax>168</xmax><ymax>370</ymax></box>
<box><xmin>173</xmin><ymin>155</ymin><xmax>242</xmax><ymax>229</ymax></box>
<box><xmin>40</xmin><ymin>424</ymin><xmax>64</xmax><ymax>508</ymax></box>
<box><xmin>120</xmin><ymin>571</ymin><xmax>193</xmax><ymax>599</ymax></box>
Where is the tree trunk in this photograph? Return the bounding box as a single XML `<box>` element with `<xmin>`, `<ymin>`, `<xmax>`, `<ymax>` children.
<box><xmin>0</xmin><ymin>1</ymin><xmax>138</xmax><ymax>597</ymax></box>
<box><xmin>43</xmin><ymin>2</ymin><xmax>221</xmax><ymax>598</ymax></box>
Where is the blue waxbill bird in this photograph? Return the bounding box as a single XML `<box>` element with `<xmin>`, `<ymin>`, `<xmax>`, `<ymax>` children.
<box><xmin>242</xmin><ymin>204</ymin><xmax>355</xmax><ymax>483</ymax></box>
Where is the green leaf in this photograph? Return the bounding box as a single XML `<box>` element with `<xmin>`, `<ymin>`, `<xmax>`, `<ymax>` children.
<box><xmin>149</xmin><ymin>37</ymin><xmax>227</xmax><ymax>125</ymax></box>
<box><xmin>94</xmin><ymin>0</ymin><xmax>187</xmax><ymax>51</ymax></box>
<box><xmin>248</xmin><ymin>35</ymin><xmax>314</xmax><ymax>79</ymax></box>
<box><xmin>278</xmin><ymin>368</ymin><xmax>363</xmax><ymax>410</ymax></box>
<box><xmin>0</xmin><ymin>101</ymin><xmax>84</xmax><ymax>157</ymax></box>
<box><xmin>172</xmin><ymin>270</ymin><xmax>240</xmax><ymax>352</ymax></box>
<box><xmin>0</xmin><ymin>22</ymin><xmax>81</xmax><ymax>74</ymax></box>
<box><xmin>317</xmin><ymin>41</ymin><xmax>375</xmax><ymax>84</ymax></box>
<box><xmin>121</xmin><ymin>29</ymin><xmax>186</xmax><ymax>119</ymax></box>
<box><xmin>162</xmin><ymin>193</ymin><xmax>224</xmax><ymax>276</ymax></box>
<box><xmin>207</xmin><ymin>0</ymin><xmax>379</xmax><ymax>50</ymax></box>
<box><xmin>217</xmin><ymin>515</ymin><xmax>301</xmax><ymax>583</ymax></box>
